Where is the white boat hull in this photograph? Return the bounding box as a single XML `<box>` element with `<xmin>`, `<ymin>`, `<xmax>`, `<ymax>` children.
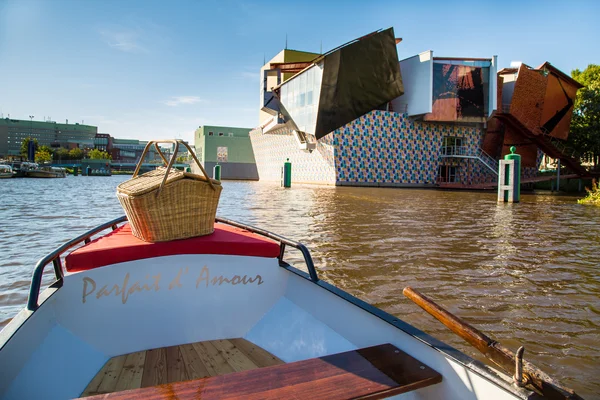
<box><xmin>0</xmin><ymin>249</ymin><xmax>530</xmax><ymax>400</ymax></box>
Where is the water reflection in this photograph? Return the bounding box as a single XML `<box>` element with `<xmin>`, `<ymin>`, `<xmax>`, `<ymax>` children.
<box><xmin>491</xmin><ymin>203</ymin><xmax>518</xmax><ymax>264</ymax></box>
<box><xmin>0</xmin><ymin>177</ymin><xmax>598</xmax><ymax>397</ymax></box>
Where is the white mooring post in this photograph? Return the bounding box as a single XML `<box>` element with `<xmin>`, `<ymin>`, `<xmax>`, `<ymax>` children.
<box><xmin>498</xmin><ymin>146</ymin><xmax>521</xmax><ymax>203</ymax></box>
<box><xmin>498</xmin><ymin>159</ymin><xmax>519</xmax><ymax>203</ymax></box>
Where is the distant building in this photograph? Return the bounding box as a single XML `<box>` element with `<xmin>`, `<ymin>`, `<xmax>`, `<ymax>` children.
<box><xmin>0</xmin><ymin>118</ymin><xmax>97</xmax><ymax>157</ymax></box>
<box><xmin>94</xmin><ymin>133</ymin><xmax>112</xmax><ymax>152</ymax></box>
<box><xmin>250</xmin><ymin>27</ymin><xmax>583</xmax><ymax>188</ymax></box>
<box><xmin>159</xmin><ymin>140</ymin><xmax>192</xmax><ymax>162</ymax></box>
<box><xmin>110</xmin><ymin>138</ymin><xmax>158</xmax><ymax>163</ymax></box>
<box><xmin>194</xmin><ymin>125</ymin><xmax>257</xmax><ymax>180</ymax></box>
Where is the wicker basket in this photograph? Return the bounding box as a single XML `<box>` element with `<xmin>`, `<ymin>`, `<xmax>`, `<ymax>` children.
<box><xmin>116</xmin><ymin>140</ymin><xmax>222</xmax><ymax>242</ymax></box>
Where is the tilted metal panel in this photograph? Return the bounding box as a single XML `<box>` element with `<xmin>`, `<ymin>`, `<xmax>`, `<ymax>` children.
<box><xmin>314</xmin><ymin>28</ymin><xmax>404</xmax><ymax>140</ymax></box>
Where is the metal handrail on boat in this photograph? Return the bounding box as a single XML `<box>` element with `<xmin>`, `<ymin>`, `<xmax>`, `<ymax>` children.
<box><xmin>27</xmin><ymin>216</ymin><xmax>127</xmax><ymax>311</ymax></box>
<box><xmin>215</xmin><ymin>217</ymin><xmax>318</xmax><ymax>282</ymax></box>
<box><xmin>27</xmin><ymin>216</ymin><xmax>319</xmax><ymax>311</ymax></box>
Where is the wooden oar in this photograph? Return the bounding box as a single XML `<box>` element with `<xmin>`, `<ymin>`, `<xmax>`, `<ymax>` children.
<box><xmin>403</xmin><ymin>287</ymin><xmax>584</xmax><ymax>400</ymax></box>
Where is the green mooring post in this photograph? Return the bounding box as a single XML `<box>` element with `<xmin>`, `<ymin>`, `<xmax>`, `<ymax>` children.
<box><xmin>283</xmin><ymin>158</ymin><xmax>292</xmax><ymax>188</ymax></box>
<box><xmin>73</xmin><ymin>166</ymin><xmax>79</xmax><ymax>176</ymax></box>
<box><xmin>498</xmin><ymin>146</ymin><xmax>521</xmax><ymax>203</ymax></box>
<box><xmin>213</xmin><ymin>163</ymin><xmax>221</xmax><ymax>180</ymax></box>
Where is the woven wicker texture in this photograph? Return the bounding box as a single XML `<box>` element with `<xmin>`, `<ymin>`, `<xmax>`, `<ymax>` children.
<box><xmin>117</xmin><ymin>168</ymin><xmax>184</xmax><ymax>196</ymax></box>
<box><xmin>116</xmin><ymin>140</ymin><xmax>222</xmax><ymax>242</ymax></box>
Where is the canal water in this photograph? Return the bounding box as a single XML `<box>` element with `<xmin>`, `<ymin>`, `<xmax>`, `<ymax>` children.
<box><xmin>0</xmin><ymin>175</ymin><xmax>598</xmax><ymax>397</ymax></box>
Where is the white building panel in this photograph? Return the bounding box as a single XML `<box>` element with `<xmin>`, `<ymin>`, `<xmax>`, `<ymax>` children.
<box><xmin>489</xmin><ymin>55</ymin><xmax>498</xmax><ymax>117</ymax></box>
<box><xmin>393</xmin><ymin>51</ymin><xmax>433</xmax><ymax>116</ymax></box>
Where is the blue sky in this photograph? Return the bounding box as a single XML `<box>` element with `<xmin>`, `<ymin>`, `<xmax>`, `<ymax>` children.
<box><xmin>1</xmin><ymin>0</ymin><xmax>598</xmax><ymax>144</ymax></box>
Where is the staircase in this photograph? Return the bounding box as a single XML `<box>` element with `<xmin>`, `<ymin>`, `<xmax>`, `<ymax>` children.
<box><xmin>261</xmin><ymin>114</ymin><xmax>287</xmax><ymax>134</ymax></box>
<box><xmin>440</xmin><ymin>146</ymin><xmax>498</xmax><ymax>175</ymax></box>
<box><xmin>293</xmin><ymin>130</ymin><xmax>316</xmax><ymax>152</ymax></box>
<box><xmin>474</xmin><ymin>147</ymin><xmax>499</xmax><ymax>174</ymax></box>
<box><xmin>494</xmin><ymin>112</ymin><xmax>587</xmax><ymax>176</ymax></box>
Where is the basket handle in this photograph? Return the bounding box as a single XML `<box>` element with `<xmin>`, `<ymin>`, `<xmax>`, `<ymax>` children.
<box><xmin>132</xmin><ymin>139</ymin><xmax>217</xmax><ymax>195</ymax></box>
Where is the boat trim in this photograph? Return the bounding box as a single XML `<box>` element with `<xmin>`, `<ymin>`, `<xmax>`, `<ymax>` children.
<box><xmin>216</xmin><ymin>216</ymin><xmax>318</xmax><ymax>282</ymax></box>
<box><xmin>27</xmin><ymin>216</ymin><xmax>127</xmax><ymax>311</ymax></box>
<box><xmin>26</xmin><ymin>216</ymin><xmax>317</xmax><ymax>311</ymax></box>
<box><xmin>0</xmin><ymin>281</ymin><xmax>61</xmax><ymax>353</ymax></box>
<box><xmin>9</xmin><ymin>216</ymin><xmax>532</xmax><ymax>399</ymax></box>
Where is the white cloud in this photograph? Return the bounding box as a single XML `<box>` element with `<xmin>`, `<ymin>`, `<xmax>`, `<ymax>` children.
<box><xmin>98</xmin><ymin>19</ymin><xmax>167</xmax><ymax>54</ymax></box>
<box><xmin>99</xmin><ymin>27</ymin><xmax>147</xmax><ymax>53</ymax></box>
<box><xmin>163</xmin><ymin>96</ymin><xmax>204</xmax><ymax>107</ymax></box>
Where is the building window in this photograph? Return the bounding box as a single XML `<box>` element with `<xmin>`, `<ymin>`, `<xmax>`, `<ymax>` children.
<box><xmin>218</xmin><ymin>132</ymin><xmax>224</xmax><ymax>136</ymax></box>
<box><xmin>217</xmin><ymin>146</ymin><xmax>228</xmax><ymax>162</ymax></box>
<box><xmin>438</xmin><ymin>165</ymin><xmax>458</xmax><ymax>183</ymax></box>
<box><xmin>441</xmin><ymin>137</ymin><xmax>464</xmax><ymax>156</ymax></box>
<box><xmin>208</xmin><ymin>131</ymin><xmax>214</xmax><ymax>136</ymax></box>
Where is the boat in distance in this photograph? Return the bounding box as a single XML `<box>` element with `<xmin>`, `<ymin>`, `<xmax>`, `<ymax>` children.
<box><xmin>0</xmin><ymin>165</ymin><xmax>13</xmax><ymax>178</ymax></box>
<box><xmin>3</xmin><ymin>161</ymin><xmax>37</xmax><ymax>177</ymax></box>
<box><xmin>26</xmin><ymin>165</ymin><xmax>67</xmax><ymax>178</ymax></box>
<box><xmin>0</xmin><ymin>216</ymin><xmax>583</xmax><ymax>399</ymax></box>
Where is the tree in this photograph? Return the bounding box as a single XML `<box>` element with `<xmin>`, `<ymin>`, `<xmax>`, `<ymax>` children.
<box><xmin>69</xmin><ymin>148</ymin><xmax>84</xmax><ymax>160</ymax></box>
<box><xmin>569</xmin><ymin>64</ymin><xmax>600</xmax><ymax>169</ymax></box>
<box><xmin>35</xmin><ymin>149</ymin><xmax>52</xmax><ymax>163</ymax></box>
<box><xmin>20</xmin><ymin>137</ymin><xmax>38</xmax><ymax>157</ymax></box>
<box><xmin>53</xmin><ymin>148</ymin><xmax>70</xmax><ymax>161</ymax></box>
<box><xmin>38</xmin><ymin>145</ymin><xmax>53</xmax><ymax>157</ymax></box>
<box><xmin>578</xmin><ymin>179</ymin><xmax>600</xmax><ymax>206</ymax></box>
<box><xmin>88</xmin><ymin>149</ymin><xmax>112</xmax><ymax>160</ymax></box>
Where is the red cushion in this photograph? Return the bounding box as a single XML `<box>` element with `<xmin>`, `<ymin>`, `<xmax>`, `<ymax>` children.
<box><xmin>65</xmin><ymin>223</ymin><xmax>280</xmax><ymax>272</ymax></box>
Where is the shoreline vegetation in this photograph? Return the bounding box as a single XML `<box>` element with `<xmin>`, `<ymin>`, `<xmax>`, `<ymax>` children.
<box><xmin>578</xmin><ymin>179</ymin><xmax>600</xmax><ymax>205</ymax></box>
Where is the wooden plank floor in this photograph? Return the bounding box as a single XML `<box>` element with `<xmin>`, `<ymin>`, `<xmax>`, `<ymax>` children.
<box><xmin>81</xmin><ymin>343</ymin><xmax>442</xmax><ymax>400</ymax></box>
<box><xmin>81</xmin><ymin>338</ymin><xmax>284</xmax><ymax>397</ymax></box>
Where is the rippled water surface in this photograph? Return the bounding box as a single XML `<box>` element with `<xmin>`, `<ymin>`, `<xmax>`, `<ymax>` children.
<box><xmin>1</xmin><ymin>176</ymin><xmax>599</xmax><ymax>397</ymax></box>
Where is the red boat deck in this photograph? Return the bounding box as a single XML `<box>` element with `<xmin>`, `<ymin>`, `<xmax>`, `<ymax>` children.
<box><xmin>65</xmin><ymin>223</ymin><xmax>280</xmax><ymax>272</ymax></box>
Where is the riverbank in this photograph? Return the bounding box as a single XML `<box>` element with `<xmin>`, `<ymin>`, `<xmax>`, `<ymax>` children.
<box><xmin>578</xmin><ymin>179</ymin><xmax>600</xmax><ymax>205</ymax></box>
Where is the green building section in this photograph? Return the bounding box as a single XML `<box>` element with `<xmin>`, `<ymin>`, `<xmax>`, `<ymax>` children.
<box><xmin>0</xmin><ymin>118</ymin><xmax>97</xmax><ymax>157</ymax></box>
<box><xmin>194</xmin><ymin>125</ymin><xmax>258</xmax><ymax>180</ymax></box>
<box><xmin>280</xmin><ymin>49</ymin><xmax>320</xmax><ymax>81</ymax></box>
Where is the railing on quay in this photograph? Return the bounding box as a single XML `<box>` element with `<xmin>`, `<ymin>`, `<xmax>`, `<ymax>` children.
<box><xmin>440</xmin><ymin>146</ymin><xmax>498</xmax><ymax>175</ymax></box>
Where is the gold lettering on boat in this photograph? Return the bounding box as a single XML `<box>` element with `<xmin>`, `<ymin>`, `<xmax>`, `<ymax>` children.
<box><xmin>196</xmin><ymin>266</ymin><xmax>263</xmax><ymax>288</ymax></box>
<box><xmin>244</xmin><ymin>275</ymin><xmax>264</xmax><ymax>285</ymax></box>
<box><xmin>82</xmin><ymin>277</ymin><xmax>96</xmax><ymax>303</ymax></box>
<box><xmin>196</xmin><ymin>266</ymin><xmax>210</xmax><ymax>288</ymax></box>
<box><xmin>169</xmin><ymin>267</ymin><xmax>189</xmax><ymax>290</ymax></box>
<box><xmin>81</xmin><ymin>273</ymin><xmax>161</xmax><ymax>304</ymax></box>
<box><xmin>82</xmin><ymin>266</ymin><xmax>262</xmax><ymax>304</ymax></box>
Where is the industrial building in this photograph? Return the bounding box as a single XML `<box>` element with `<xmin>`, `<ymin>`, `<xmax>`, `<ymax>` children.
<box><xmin>249</xmin><ymin>28</ymin><xmax>584</xmax><ymax>188</ymax></box>
<box><xmin>0</xmin><ymin>117</ymin><xmax>161</xmax><ymax>163</ymax></box>
<box><xmin>194</xmin><ymin>125</ymin><xmax>258</xmax><ymax>180</ymax></box>
<box><xmin>0</xmin><ymin>118</ymin><xmax>97</xmax><ymax>157</ymax></box>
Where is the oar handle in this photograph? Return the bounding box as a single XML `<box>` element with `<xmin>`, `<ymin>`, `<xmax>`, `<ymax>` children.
<box><xmin>402</xmin><ymin>287</ymin><xmax>584</xmax><ymax>400</ymax></box>
<box><xmin>403</xmin><ymin>287</ymin><xmax>496</xmax><ymax>354</ymax></box>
